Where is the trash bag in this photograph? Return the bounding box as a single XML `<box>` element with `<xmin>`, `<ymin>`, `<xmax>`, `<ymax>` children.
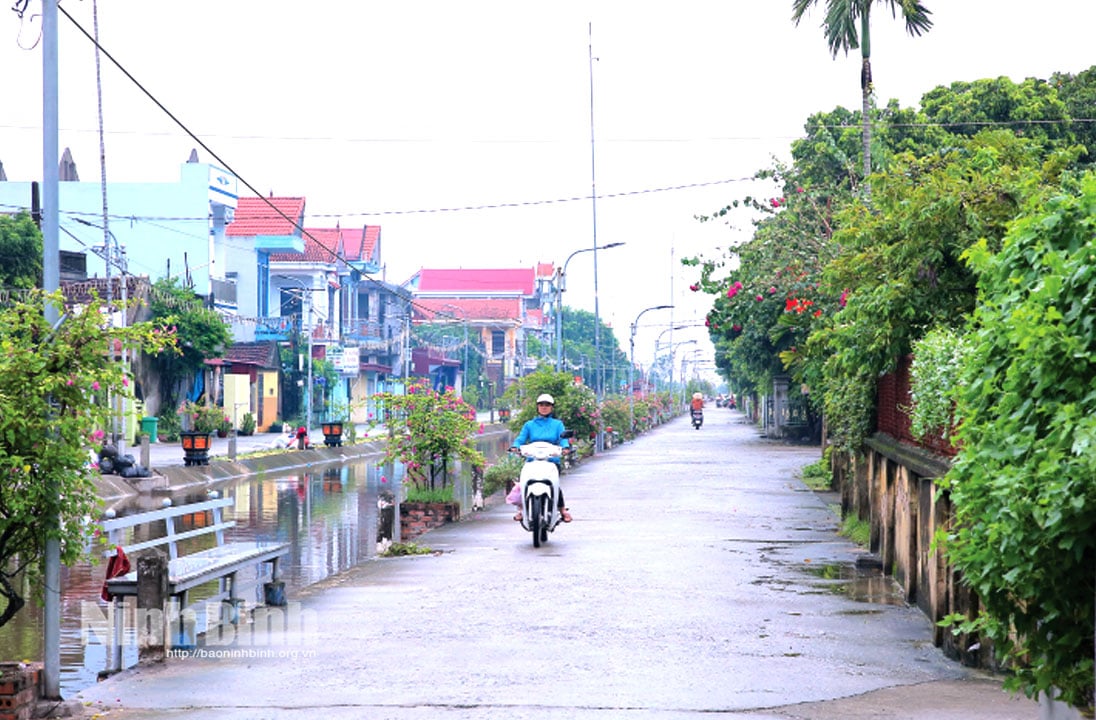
<box><xmin>114</xmin><ymin>454</ymin><xmax>135</xmax><ymax>470</ymax></box>
<box><xmin>98</xmin><ymin>456</ymin><xmax>115</xmax><ymax>475</ymax></box>
<box><xmin>99</xmin><ymin>444</ymin><xmax>118</xmax><ymax>459</ymax></box>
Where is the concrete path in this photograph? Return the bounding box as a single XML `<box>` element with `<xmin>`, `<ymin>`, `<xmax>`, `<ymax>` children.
<box><xmin>71</xmin><ymin>409</ymin><xmax>1037</xmax><ymax>719</ymax></box>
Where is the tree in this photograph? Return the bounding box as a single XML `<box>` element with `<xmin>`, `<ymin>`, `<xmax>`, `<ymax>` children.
<box><xmin>792</xmin><ymin>0</ymin><xmax>933</xmax><ymax>183</ymax></box>
<box><xmin>558</xmin><ymin>307</ymin><xmax>626</xmax><ymax>393</ymax></box>
<box><xmin>0</xmin><ymin>291</ymin><xmax>171</xmax><ymax>626</ymax></box>
<box><xmin>0</xmin><ymin>212</ymin><xmax>42</xmax><ymax>289</ymax></box>
<box><xmin>146</xmin><ymin>277</ymin><xmax>232</xmax><ymax>408</ymax></box>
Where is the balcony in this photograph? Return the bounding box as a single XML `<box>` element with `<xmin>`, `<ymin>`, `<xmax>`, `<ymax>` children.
<box><xmin>342</xmin><ymin>319</ymin><xmax>383</xmax><ymax>341</ymax></box>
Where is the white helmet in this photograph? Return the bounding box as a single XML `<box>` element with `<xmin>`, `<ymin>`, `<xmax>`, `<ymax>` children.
<box><xmin>536</xmin><ymin>393</ymin><xmax>555</xmax><ymax>405</ymax></box>
<box><xmin>693</xmin><ymin>392</ymin><xmax>702</xmax><ymax>399</ymax></box>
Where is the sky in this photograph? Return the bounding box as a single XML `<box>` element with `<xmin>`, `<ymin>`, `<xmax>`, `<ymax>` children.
<box><xmin>3</xmin><ymin>1</ymin><xmax>1096</xmax><ymax>381</ymax></box>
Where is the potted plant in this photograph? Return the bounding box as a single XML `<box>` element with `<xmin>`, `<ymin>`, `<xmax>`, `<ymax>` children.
<box><xmin>178</xmin><ymin>401</ymin><xmax>221</xmax><ymax>466</ymax></box>
<box><xmin>216</xmin><ymin>414</ymin><xmax>232</xmax><ymax>438</ymax></box>
<box><xmin>238</xmin><ymin>412</ymin><xmax>256</xmax><ymax>436</ymax></box>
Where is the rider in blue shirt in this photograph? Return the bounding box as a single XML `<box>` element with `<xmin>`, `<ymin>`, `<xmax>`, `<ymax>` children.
<box><xmin>510</xmin><ymin>393</ymin><xmax>572</xmax><ymax>523</ymax></box>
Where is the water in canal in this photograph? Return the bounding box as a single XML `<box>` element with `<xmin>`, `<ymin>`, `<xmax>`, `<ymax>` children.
<box><xmin>0</xmin><ymin>434</ymin><xmax>510</xmax><ymax>698</ymax></box>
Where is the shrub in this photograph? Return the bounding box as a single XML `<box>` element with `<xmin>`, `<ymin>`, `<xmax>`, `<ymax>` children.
<box><xmin>483</xmin><ymin>454</ymin><xmax>523</xmax><ymax>496</ymax></box>
<box><xmin>943</xmin><ymin>177</ymin><xmax>1096</xmax><ymax>708</ymax></box>
<box><xmin>238</xmin><ymin>412</ymin><xmax>256</xmax><ymax>436</ymax></box>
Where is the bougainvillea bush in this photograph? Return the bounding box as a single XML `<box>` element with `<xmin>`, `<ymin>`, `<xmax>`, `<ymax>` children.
<box><xmin>370</xmin><ymin>379</ymin><xmax>484</xmax><ymax>494</ymax></box>
<box><xmin>0</xmin><ymin>291</ymin><xmax>171</xmax><ymax>626</ymax></box>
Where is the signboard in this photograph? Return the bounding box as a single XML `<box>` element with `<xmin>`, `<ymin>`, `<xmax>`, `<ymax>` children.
<box><xmin>208</xmin><ymin>166</ymin><xmax>238</xmax><ymax>208</ymax></box>
<box><xmin>328</xmin><ymin>346</ymin><xmax>360</xmax><ymax>376</ymax></box>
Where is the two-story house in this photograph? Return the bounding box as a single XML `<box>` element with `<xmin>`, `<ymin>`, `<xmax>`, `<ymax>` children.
<box><xmin>405</xmin><ymin>265</ymin><xmax>555</xmax><ymax>396</ymax></box>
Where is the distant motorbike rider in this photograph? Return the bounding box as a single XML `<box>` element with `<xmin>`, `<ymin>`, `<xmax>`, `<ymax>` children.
<box><xmin>510</xmin><ymin>393</ymin><xmax>572</xmax><ymax>523</ymax></box>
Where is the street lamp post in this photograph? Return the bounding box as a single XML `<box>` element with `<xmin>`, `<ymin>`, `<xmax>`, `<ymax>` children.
<box><xmin>667</xmin><ymin>339</ymin><xmax>698</xmax><ymax>404</ymax></box>
<box><xmin>278</xmin><ymin>276</ymin><xmax>314</xmax><ymax>433</ymax></box>
<box><xmin>556</xmin><ymin>242</ymin><xmax>624</xmax><ymax>371</ymax></box>
<box><xmin>629</xmin><ymin>305</ymin><xmax>673</xmax><ymax>434</ymax></box>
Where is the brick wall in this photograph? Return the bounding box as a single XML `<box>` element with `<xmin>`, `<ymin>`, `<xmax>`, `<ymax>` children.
<box><xmin>399</xmin><ymin>502</ymin><xmax>460</xmax><ymax>541</ymax></box>
<box><xmin>877</xmin><ymin>355</ymin><xmax>957</xmax><ymax>458</ymax></box>
<box><xmin>0</xmin><ymin>663</ymin><xmax>41</xmax><ymax>720</ymax></box>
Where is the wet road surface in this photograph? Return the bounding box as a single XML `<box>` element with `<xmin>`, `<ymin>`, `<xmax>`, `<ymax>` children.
<box><xmin>70</xmin><ymin>409</ymin><xmax>1036</xmax><ymax>719</ymax></box>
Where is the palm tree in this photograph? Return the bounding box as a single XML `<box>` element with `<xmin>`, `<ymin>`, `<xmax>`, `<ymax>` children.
<box><xmin>792</xmin><ymin>0</ymin><xmax>933</xmax><ymax>185</ymax></box>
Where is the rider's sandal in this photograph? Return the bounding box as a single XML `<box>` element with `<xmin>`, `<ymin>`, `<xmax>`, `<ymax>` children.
<box><xmin>513</xmin><ymin>512</ymin><xmax>522</xmax><ymax>521</ymax></box>
<box><xmin>560</xmin><ymin>508</ymin><xmax>572</xmax><ymax>523</ymax></box>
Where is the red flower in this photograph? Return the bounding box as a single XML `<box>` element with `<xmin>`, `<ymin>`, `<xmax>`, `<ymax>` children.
<box><xmin>690</xmin><ymin>283</ymin><xmax>700</xmax><ymax>292</ymax></box>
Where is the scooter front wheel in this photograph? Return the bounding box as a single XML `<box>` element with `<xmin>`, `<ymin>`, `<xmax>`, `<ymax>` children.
<box><xmin>530</xmin><ymin>495</ymin><xmax>544</xmax><ymax>548</ymax></box>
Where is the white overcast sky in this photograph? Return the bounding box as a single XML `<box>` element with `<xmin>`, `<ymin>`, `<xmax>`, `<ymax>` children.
<box><xmin>3</xmin><ymin>1</ymin><xmax>1096</xmax><ymax>376</ymax></box>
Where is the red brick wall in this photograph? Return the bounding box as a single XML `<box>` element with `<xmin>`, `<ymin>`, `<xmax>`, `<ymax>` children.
<box><xmin>0</xmin><ymin>663</ymin><xmax>41</xmax><ymax>720</ymax></box>
<box><xmin>400</xmin><ymin>502</ymin><xmax>460</xmax><ymax>541</ymax></box>
<box><xmin>877</xmin><ymin>355</ymin><xmax>957</xmax><ymax>458</ymax></box>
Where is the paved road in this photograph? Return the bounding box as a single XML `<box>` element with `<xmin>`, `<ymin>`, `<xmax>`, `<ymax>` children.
<box><xmin>71</xmin><ymin>409</ymin><xmax>1037</xmax><ymax>719</ymax></box>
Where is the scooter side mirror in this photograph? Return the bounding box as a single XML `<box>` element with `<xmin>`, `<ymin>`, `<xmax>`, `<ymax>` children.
<box><xmin>560</xmin><ymin>430</ymin><xmax>575</xmax><ymax>439</ymax></box>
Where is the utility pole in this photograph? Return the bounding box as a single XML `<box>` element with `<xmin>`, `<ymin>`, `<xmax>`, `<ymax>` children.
<box><xmin>42</xmin><ymin>0</ymin><xmax>61</xmax><ymax>700</ymax></box>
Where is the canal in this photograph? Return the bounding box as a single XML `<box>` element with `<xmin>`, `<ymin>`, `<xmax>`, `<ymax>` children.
<box><xmin>0</xmin><ymin>432</ymin><xmax>511</xmax><ymax>698</ymax></box>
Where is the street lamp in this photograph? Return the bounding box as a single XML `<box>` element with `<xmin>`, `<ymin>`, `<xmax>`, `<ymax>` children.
<box><xmin>556</xmin><ymin>241</ymin><xmax>624</xmax><ymax>371</ymax></box>
<box><xmin>668</xmin><ymin>339</ymin><xmax>698</xmax><ymax>404</ymax></box>
<box><xmin>278</xmin><ymin>276</ymin><xmax>314</xmax><ymax>433</ymax></box>
<box><xmin>629</xmin><ymin>305</ymin><xmax>673</xmax><ymax>434</ymax></box>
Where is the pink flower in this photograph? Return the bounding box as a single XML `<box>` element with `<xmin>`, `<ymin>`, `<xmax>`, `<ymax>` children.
<box><xmin>478</xmin><ymin>423</ymin><xmax>485</xmax><ymax>434</ymax></box>
<box><xmin>732</xmin><ymin>324</ymin><xmax>742</xmax><ymax>332</ymax></box>
<box><xmin>91</xmin><ymin>381</ymin><xmax>100</xmax><ymax>390</ymax></box>
<box><xmin>380</xmin><ymin>475</ymin><xmax>387</xmax><ymax>483</ymax></box>
<box><xmin>839</xmin><ymin>289</ymin><xmax>849</xmax><ymax>308</ymax></box>
<box><xmin>755</xmin><ymin>295</ymin><xmax>763</xmax><ymax>302</ymax></box>
<box><xmin>768</xmin><ymin>286</ymin><xmax>777</xmax><ymax>294</ymax></box>
<box><xmin>122</xmin><ymin>378</ymin><xmax>129</xmax><ymax>387</ymax></box>
<box><xmin>796</xmin><ymin>187</ymin><xmax>805</xmax><ymax>193</ymax></box>
<box><xmin>690</xmin><ymin>283</ymin><xmax>699</xmax><ymax>292</ymax></box>
<box><xmin>66</xmin><ymin>377</ymin><xmax>74</xmax><ymax>386</ymax></box>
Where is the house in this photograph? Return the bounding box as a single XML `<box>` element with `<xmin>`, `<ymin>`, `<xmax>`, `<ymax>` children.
<box><xmin>0</xmin><ymin>149</ymin><xmax>238</xmax><ymax>311</ymax></box>
<box><xmin>406</xmin><ymin>265</ymin><xmax>556</xmax><ymax>394</ymax></box>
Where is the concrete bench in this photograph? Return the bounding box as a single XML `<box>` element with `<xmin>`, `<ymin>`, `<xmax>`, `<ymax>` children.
<box><xmin>98</xmin><ymin>495</ymin><xmax>289</xmax><ymax>671</ymax></box>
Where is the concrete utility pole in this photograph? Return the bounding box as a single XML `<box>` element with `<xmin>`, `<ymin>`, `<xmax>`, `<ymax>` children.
<box><xmin>42</xmin><ymin>0</ymin><xmax>61</xmax><ymax>700</ymax></box>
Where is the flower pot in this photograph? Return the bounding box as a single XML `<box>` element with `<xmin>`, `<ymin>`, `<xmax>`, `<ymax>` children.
<box><xmin>180</xmin><ymin>431</ymin><xmax>212</xmax><ymax>466</ymax></box>
<box><xmin>321</xmin><ymin>421</ymin><xmax>344</xmax><ymax>447</ymax></box>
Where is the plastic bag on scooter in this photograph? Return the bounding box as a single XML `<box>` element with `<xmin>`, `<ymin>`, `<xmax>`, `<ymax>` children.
<box><xmin>505</xmin><ymin>482</ymin><xmax>521</xmax><ymax>506</ymax></box>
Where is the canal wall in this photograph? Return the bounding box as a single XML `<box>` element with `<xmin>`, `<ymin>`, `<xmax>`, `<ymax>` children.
<box><xmin>832</xmin><ymin>433</ymin><xmax>988</xmax><ymax>670</ymax></box>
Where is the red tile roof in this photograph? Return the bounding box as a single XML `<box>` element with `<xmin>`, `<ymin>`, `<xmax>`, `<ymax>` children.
<box><xmin>536</xmin><ymin>262</ymin><xmax>555</xmax><ymax>279</ymax></box>
<box><xmin>226</xmin><ymin>197</ymin><xmax>306</xmax><ymax>237</ymax></box>
<box><xmin>344</xmin><ymin>225</ymin><xmax>380</xmax><ymax>264</ymax></box>
<box><xmin>413</xmin><ymin>268</ymin><xmax>535</xmax><ymax>295</ymax></box>
<box><xmin>269</xmin><ymin>228</ymin><xmax>343</xmax><ymax>264</ymax></box>
<box><xmin>413</xmin><ymin>297</ymin><xmax>523</xmax><ymax>323</ymax></box>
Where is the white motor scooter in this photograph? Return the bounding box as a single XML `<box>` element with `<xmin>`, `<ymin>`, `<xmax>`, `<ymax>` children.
<box><xmin>514</xmin><ymin>430</ymin><xmax>573</xmax><ymax>548</ymax></box>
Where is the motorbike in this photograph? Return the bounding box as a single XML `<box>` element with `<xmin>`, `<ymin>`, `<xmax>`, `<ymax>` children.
<box><xmin>513</xmin><ymin>430</ymin><xmax>574</xmax><ymax>548</ymax></box>
<box><xmin>691</xmin><ymin>408</ymin><xmax>704</xmax><ymax>429</ymax></box>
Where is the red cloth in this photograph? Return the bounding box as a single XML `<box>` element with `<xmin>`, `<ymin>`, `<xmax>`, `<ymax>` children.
<box><xmin>100</xmin><ymin>546</ymin><xmax>131</xmax><ymax>602</ymax></box>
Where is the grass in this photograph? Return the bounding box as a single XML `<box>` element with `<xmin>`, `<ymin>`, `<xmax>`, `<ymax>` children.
<box><xmin>799</xmin><ymin>457</ymin><xmax>833</xmax><ymax>491</ymax></box>
<box><xmin>380</xmin><ymin>542</ymin><xmax>434</xmax><ymax>557</ymax></box>
<box><xmin>839</xmin><ymin>515</ymin><xmax>871</xmax><ymax>547</ymax></box>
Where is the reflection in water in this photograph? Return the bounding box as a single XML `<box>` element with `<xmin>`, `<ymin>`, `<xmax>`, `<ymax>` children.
<box><xmin>1</xmin><ymin>433</ymin><xmax>509</xmax><ymax>697</ymax></box>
